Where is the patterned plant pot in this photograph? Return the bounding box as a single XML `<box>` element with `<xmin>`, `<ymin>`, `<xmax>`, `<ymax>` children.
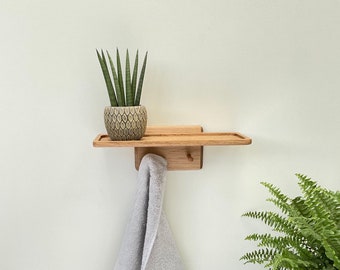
<box><xmin>104</xmin><ymin>105</ymin><xmax>147</xmax><ymax>141</ymax></box>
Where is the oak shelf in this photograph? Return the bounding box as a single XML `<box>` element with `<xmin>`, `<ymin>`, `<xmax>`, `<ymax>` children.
<box><xmin>93</xmin><ymin>132</ymin><xmax>251</xmax><ymax>147</ymax></box>
<box><xmin>93</xmin><ymin>126</ymin><xmax>252</xmax><ymax>170</ymax></box>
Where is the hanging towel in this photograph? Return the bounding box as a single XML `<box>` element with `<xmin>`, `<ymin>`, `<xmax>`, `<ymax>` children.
<box><xmin>114</xmin><ymin>153</ymin><xmax>184</xmax><ymax>270</ymax></box>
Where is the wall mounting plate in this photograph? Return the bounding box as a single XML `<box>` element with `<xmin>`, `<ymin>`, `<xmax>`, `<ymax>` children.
<box><xmin>134</xmin><ymin>126</ymin><xmax>203</xmax><ymax>170</ymax></box>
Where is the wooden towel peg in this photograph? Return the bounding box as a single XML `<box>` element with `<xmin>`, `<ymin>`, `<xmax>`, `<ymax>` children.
<box><xmin>186</xmin><ymin>153</ymin><xmax>194</xmax><ymax>162</ymax></box>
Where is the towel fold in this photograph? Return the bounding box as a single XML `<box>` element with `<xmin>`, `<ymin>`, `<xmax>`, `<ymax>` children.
<box><xmin>114</xmin><ymin>153</ymin><xmax>184</xmax><ymax>270</ymax></box>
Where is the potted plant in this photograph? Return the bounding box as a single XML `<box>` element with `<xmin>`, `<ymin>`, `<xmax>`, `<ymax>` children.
<box><xmin>240</xmin><ymin>174</ymin><xmax>340</xmax><ymax>270</ymax></box>
<box><xmin>96</xmin><ymin>48</ymin><xmax>148</xmax><ymax>141</ymax></box>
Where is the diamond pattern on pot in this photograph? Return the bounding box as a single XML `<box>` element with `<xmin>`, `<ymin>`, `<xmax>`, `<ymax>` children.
<box><xmin>104</xmin><ymin>106</ymin><xmax>147</xmax><ymax>141</ymax></box>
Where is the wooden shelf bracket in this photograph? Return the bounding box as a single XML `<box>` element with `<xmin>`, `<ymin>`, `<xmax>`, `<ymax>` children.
<box><xmin>93</xmin><ymin>125</ymin><xmax>252</xmax><ymax>170</ymax></box>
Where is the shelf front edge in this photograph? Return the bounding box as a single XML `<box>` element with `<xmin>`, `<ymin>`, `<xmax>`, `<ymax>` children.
<box><xmin>93</xmin><ymin>132</ymin><xmax>252</xmax><ymax>148</ymax></box>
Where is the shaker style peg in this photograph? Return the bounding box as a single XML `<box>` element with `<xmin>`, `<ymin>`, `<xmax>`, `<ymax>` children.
<box><xmin>186</xmin><ymin>153</ymin><xmax>194</xmax><ymax>162</ymax></box>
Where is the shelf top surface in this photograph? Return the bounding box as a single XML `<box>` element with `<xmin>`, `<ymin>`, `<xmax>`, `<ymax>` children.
<box><xmin>93</xmin><ymin>126</ymin><xmax>251</xmax><ymax>147</ymax></box>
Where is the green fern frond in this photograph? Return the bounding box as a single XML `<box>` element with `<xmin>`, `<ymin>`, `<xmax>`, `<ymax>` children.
<box><xmin>262</xmin><ymin>182</ymin><xmax>291</xmax><ymax>215</ymax></box>
<box><xmin>323</xmin><ymin>235</ymin><xmax>340</xmax><ymax>268</ymax></box>
<box><xmin>242</xmin><ymin>211</ymin><xmax>296</xmax><ymax>234</ymax></box>
<box><xmin>241</xmin><ymin>174</ymin><xmax>340</xmax><ymax>270</ymax></box>
<box><xmin>245</xmin><ymin>233</ymin><xmax>292</xmax><ymax>251</ymax></box>
<box><xmin>240</xmin><ymin>248</ymin><xmax>277</xmax><ymax>265</ymax></box>
<box><xmin>269</xmin><ymin>249</ymin><xmax>321</xmax><ymax>270</ymax></box>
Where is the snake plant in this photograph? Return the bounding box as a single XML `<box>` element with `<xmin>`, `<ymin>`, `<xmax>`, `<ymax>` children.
<box><xmin>96</xmin><ymin>48</ymin><xmax>148</xmax><ymax>107</ymax></box>
<box><xmin>241</xmin><ymin>174</ymin><xmax>340</xmax><ymax>270</ymax></box>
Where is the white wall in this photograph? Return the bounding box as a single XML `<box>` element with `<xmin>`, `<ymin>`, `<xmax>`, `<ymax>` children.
<box><xmin>1</xmin><ymin>0</ymin><xmax>340</xmax><ymax>269</ymax></box>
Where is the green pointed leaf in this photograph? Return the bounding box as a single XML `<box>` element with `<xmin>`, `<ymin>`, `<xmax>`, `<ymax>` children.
<box><xmin>135</xmin><ymin>51</ymin><xmax>148</xmax><ymax>106</ymax></box>
<box><xmin>125</xmin><ymin>49</ymin><xmax>133</xmax><ymax>106</ymax></box>
<box><xmin>131</xmin><ymin>50</ymin><xmax>138</xmax><ymax>103</ymax></box>
<box><xmin>107</xmin><ymin>51</ymin><xmax>125</xmax><ymax>106</ymax></box>
<box><xmin>116</xmin><ymin>48</ymin><xmax>125</xmax><ymax>104</ymax></box>
<box><xmin>96</xmin><ymin>49</ymin><xmax>117</xmax><ymax>106</ymax></box>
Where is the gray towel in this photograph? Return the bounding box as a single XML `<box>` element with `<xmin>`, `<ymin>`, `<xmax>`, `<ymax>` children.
<box><xmin>114</xmin><ymin>154</ymin><xmax>184</xmax><ymax>270</ymax></box>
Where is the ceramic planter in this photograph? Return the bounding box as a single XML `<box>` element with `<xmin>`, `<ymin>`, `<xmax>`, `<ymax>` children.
<box><xmin>104</xmin><ymin>105</ymin><xmax>147</xmax><ymax>141</ymax></box>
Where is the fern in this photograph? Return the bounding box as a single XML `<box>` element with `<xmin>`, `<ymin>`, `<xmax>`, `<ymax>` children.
<box><xmin>241</xmin><ymin>174</ymin><xmax>340</xmax><ymax>270</ymax></box>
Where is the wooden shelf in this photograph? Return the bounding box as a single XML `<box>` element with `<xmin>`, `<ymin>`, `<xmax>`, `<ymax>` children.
<box><xmin>93</xmin><ymin>128</ymin><xmax>251</xmax><ymax>147</ymax></box>
<box><xmin>93</xmin><ymin>126</ymin><xmax>251</xmax><ymax>170</ymax></box>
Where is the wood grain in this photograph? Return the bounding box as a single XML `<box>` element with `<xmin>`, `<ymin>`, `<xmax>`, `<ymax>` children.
<box><xmin>134</xmin><ymin>146</ymin><xmax>203</xmax><ymax>170</ymax></box>
<box><xmin>93</xmin><ymin>125</ymin><xmax>251</xmax><ymax>170</ymax></box>
<box><xmin>93</xmin><ymin>128</ymin><xmax>251</xmax><ymax>148</ymax></box>
<box><xmin>135</xmin><ymin>125</ymin><xmax>203</xmax><ymax>170</ymax></box>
